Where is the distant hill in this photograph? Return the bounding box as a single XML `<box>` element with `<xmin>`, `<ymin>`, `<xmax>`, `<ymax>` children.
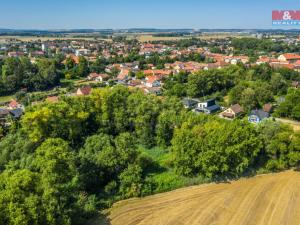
<box><xmin>0</xmin><ymin>28</ymin><xmax>299</xmax><ymax>36</ymax></box>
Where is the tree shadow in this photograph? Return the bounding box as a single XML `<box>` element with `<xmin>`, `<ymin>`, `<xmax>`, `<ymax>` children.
<box><xmin>88</xmin><ymin>213</ymin><xmax>112</xmax><ymax>225</ymax></box>
<box><xmin>293</xmin><ymin>167</ymin><xmax>300</xmax><ymax>172</ymax></box>
<box><xmin>143</xmin><ymin>160</ymin><xmax>168</xmax><ymax>175</ymax></box>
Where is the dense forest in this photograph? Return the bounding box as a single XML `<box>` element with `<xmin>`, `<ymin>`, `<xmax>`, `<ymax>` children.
<box><xmin>0</xmin><ymin>85</ymin><xmax>299</xmax><ymax>224</ymax></box>
<box><xmin>231</xmin><ymin>38</ymin><xmax>300</xmax><ymax>56</ymax></box>
<box><xmin>0</xmin><ymin>57</ymin><xmax>63</xmax><ymax>95</ymax></box>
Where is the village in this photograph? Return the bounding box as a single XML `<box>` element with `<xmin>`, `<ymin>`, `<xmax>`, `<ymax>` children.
<box><xmin>0</xmin><ymin>33</ymin><xmax>300</xmax><ymax>130</ymax></box>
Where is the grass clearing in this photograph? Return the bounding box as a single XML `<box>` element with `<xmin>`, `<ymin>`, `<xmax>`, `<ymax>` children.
<box><xmin>138</xmin><ymin>146</ymin><xmax>209</xmax><ymax>194</ymax></box>
<box><xmin>138</xmin><ymin>146</ymin><xmax>170</xmax><ymax>164</ymax></box>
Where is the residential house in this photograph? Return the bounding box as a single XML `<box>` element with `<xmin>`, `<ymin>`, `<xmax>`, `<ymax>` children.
<box><xmin>143</xmin><ymin>69</ymin><xmax>172</xmax><ymax>78</ymax></box>
<box><xmin>256</xmin><ymin>56</ymin><xmax>281</xmax><ymax>65</ymax></box>
<box><xmin>278</xmin><ymin>53</ymin><xmax>300</xmax><ymax>63</ymax></box>
<box><xmin>75</xmin><ymin>48</ymin><xmax>91</xmax><ymax>56</ymax></box>
<box><xmin>166</xmin><ymin>61</ymin><xmax>206</xmax><ymax>74</ymax></box>
<box><xmin>120</xmin><ymin>62</ymin><xmax>139</xmax><ymax>71</ymax></box>
<box><xmin>8</xmin><ymin>100</ymin><xmax>21</xmax><ymax>110</ymax></box>
<box><xmin>222</xmin><ymin>55</ymin><xmax>247</xmax><ymax>65</ymax></box>
<box><xmin>263</xmin><ymin>103</ymin><xmax>273</xmax><ymax>114</ymax></box>
<box><xmin>139</xmin><ymin>43</ymin><xmax>166</xmax><ymax>55</ymax></box>
<box><xmin>9</xmin><ymin>108</ymin><xmax>23</xmax><ymax>119</ymax></box>
<box><xmin>182</xmin><ymin>98</ymin><xmax>199</xmax><ymax>109</ymax></box>
<box><xmin>206</xmin><ymin>53</ymin><xmax>226</xmax><ymax>62</ymax></box>
<box><xmin>143</xmin><ymin>87</ymin><xmax>162</xmax><ymax>95</ymax></box>
<box><xmin>294</xmin><ymin>60</ymin><xmax>300</xmax><ymax>72</ymax></box>
<box><xmin>8</xmin><ymin>51</ymin><xmax>24</xmax><ymax>57</ymax></box>
<box><xmin>105</xmin><ymin>64</ymin><xmax>121</xmax><ymax>73</ymax></box>
<box><xmin>88</xmin><ymin>73</ymin><xmax>109</xmax><ymax>82</ymax></box>
<box><xmin>256</xmin><ymin>56</ymin><xmax>272</xmax><ymax>65</ymax></box>
<box><xmin>95</xmin><ymin>74</ymin><xmax>110</xmax><ymax>82</ymax></box>
<box><xmin>41</xmin><ymin>43</ymin><xmax>48</xmax><ymax>52</ymax></box>
<box><xmin>128</xmin><ymin>79</ymin><xmax>142</xmax><ymax>87</ymax></box>
<box><xmin>248</xmin><ymin>110</ymin><xmax>270</xmax><ymax>124</ymax></box>
<box><xmin>30</xmin><ymin>51</ymin><xmax>45</xmax><ymax>58</ymax></box>
<box><xmin>195</xmin><ymin>99</ymin><xmax>220</xmax><ymax>114</ymax></box>
<box><xmin>117</xmin><ymin>69</ymin><xmax>130</xmax><ymax>83</ymax></box>
<box><xmin>144</xmin><ymin>75</ymin><xmax>161</xmax><ymax>87</ymax></box>
<box><xmin>77</xmin><ymin>86</ymin><xmax>92</xmax><ymax>96</ymax></box>
<box><xmin>87</xmin><ymin>73</ymin><xmax>100</xmax><ymax>81</ymax></box>
<box><xmin>270</xmin><ymin>63</ymin><xmax>295</xmax><ymax>70</ymax></box>
<box><xmin>221</xmin><ymin>104</ymin><xmax>244</xmax><ymax>119</ymax></box>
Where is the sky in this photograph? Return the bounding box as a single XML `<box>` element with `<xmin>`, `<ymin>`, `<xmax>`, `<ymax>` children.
<box><xmin>1</xmin><ymin>0</ymin><xmax>300</xmax><ymax>29</ymax></box>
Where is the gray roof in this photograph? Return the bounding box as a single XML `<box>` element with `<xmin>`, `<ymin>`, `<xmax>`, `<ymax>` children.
<box><xmin>0</xmin><ymin>108</ymin><xmax>9</xmax><ymax>117</ymax></box>
<box><xmin>182</xmin><ymin>98</ymin><xmax>199</xmax><ymax>106</ymax></box>
<box><xmin>250</xmin><ymin>110</ymin><xmax>269</xmax><ymax>120</ymax></box>
<box><xmin>206</xmin><ymin>104</ymin><xmax>220</xmax><ymax>112</ymax></box>
<box><xmin>9</xmin><ymin>108</ymin><xmax>23</xmax><ymax>118</ymax></box>
<box><xmin>201</xmin><ymin>99</ymin><xmax>216</xmax><ymax>107</ymax></box>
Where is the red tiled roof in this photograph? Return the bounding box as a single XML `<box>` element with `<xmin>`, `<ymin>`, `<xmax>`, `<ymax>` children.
<box><xmin>263</xmin><ymin>103</ymin><xmax>273</xmax><ymax>113</ymax></box>
<box><xmin>281</xmin><ymin>53</ymin><xmax>300</xmax><ymax>60</ymax></box>
<box><xmin>143</xmin><ymin>69</ymin><xmax>172</xmax><ymax>77</ymax></box>
<box><xmin>146</xmin><ymin>75</ymin><xmax>160</xmax><ymax>83</ymax></box>
<box><xmin>77</xmin><ymin>86</ymin><xmax>92</xmax><ymax>96</ymax></box>
<box><xmin>258</xmin><ymin>56</ymin><xmax>271</xmax><ymax>63</ymax></box>
<box><xmin>270</xmin><ymin>63</ymin><xmax>295</xmax><ymax>70</ymax></box>
<box><xmin>8</xmin><ymin>99</ymin><xmax>19</xmax><ymax>108</ymax></box>
<box><xmin>294</xmin><ymin>60</ymin><xmax>300</xmax><ymax>66</ymax></box>
<box><xmin>143</xmin><ymin>70</ymin><xmax>155</xmax><ymax>75</ymax></box>
<box><xmin>117</xmin><ymin>69</ymin><xmax>130</xmax><ymax>80</ymax></box>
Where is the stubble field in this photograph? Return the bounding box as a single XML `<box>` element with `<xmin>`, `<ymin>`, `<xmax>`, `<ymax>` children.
<box><xmin>107</xmin><ymin>170</ymin><xmax>300</xmax><ymax>225</ymax></box>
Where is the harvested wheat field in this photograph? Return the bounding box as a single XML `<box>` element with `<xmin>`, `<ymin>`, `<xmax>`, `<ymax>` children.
<box><xmin>108</xmin><ymin>171</ymin><xmax>300</xmax><ymax>225</ymax></box>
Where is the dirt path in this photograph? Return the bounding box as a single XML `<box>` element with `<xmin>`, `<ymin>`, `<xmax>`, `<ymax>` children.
<box><xmin>108</xmin><ymin>171</ymin><xmax>300</xmax><ymax>225</ymax></box>
<box><xmin>275</xmin><ymin>118</ymin><xmax>300</xmax><ymax>131</ymax></box>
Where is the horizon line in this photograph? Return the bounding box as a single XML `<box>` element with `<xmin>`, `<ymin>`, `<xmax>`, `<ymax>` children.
<box><xmin>1</xmin><ymin>28</ymin><xmax>300</xmax><ymax>31</ymax></box>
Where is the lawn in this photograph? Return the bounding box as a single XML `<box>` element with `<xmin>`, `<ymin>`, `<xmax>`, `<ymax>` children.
<box><xmin>0</xmin><ymin>95</ymin><xmax>14</xmax><ymax>103</ymax></box>
<box><xmin>60</xmin><ymin>78</ymin><xmax>97</xmax><ymax>87</ymax></box>
<box><xmin>138</xmin><ymin>146</ymin><xmax>171</xmax><ymax>165</ymax></box>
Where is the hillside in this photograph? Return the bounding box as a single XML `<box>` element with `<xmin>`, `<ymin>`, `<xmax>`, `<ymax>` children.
<box><xmin>107</xmin><ymin>171</ymin><xmax>300</xmax><ymax>225</ymax></box>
